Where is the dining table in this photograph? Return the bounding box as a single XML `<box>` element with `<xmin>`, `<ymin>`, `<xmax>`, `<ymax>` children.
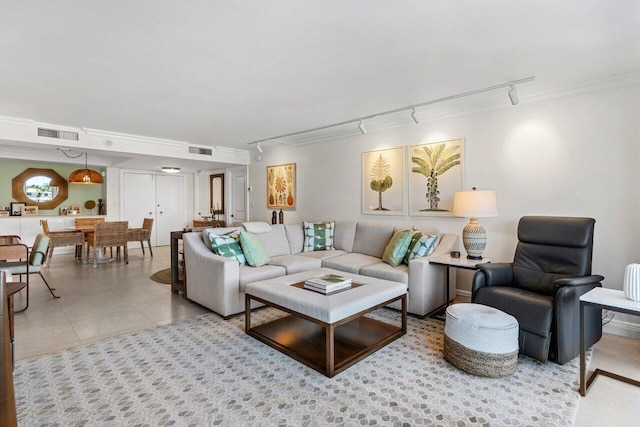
<box><xmin>65</xmin><ymin>225</ymin><xmax>111</xmax><ymax>264</ymax></box>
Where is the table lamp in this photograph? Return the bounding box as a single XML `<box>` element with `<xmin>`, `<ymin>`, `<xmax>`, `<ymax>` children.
<box><xmin>452</xmin><ymin>187</ymin><xmax>498</xmax><ymax>259</ymax></box>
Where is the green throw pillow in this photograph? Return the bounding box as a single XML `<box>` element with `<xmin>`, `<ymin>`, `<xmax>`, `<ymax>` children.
<box><xmin>239</xmin><ymin>231</ymin><xmax>270</xmax><ymax>267</ymax></box>
<box><xmin>382</xmin><ymin>229</ymin><xmax>413</xmax><ymax>267</ymax></box>
<box><xmin>303</xmin><ymin>221</ymin><xmax>335</xmax><ymax>252</ymax></box>
<box><xmin>209</xmin><ymin>232</ymin><xmax>246</xmax><ymax>265</ymax></box>
<box><xmin>404</xmin><ymin>232</ymin><xmax>439</xmax><ymax>264</ymax></box>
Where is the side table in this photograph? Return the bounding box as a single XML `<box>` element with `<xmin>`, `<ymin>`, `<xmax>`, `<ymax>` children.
<box><xmin>580</xmin><ymin>287</ymin><xmax>640</xmax><ymax>396</ymax></box>
<box><xmin>428</xmin><ymin>254</ymin><xmax>490</xmax><ymax>318</ymax></box>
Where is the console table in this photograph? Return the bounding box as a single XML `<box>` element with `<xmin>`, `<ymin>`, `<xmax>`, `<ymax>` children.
<box><xmin>428</xmin><ymin>254</ymin><xmax>490</xmax><ymax>318</ymax></box>
<box><xmin>580</xmin><ymin>287</ymin><xmax>640</xmax><ymax>396</ymax></box>
<box><xmin>170</xmin><ymin>230</ymin><xmax>186</xmax><ymax>297</ymax></box>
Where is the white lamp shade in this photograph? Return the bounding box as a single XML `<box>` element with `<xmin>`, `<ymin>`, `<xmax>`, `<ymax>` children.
<box><xmin>452</xmin><ymin>190</ymin><xmax>498</xmax><ymax>218</ymax></box>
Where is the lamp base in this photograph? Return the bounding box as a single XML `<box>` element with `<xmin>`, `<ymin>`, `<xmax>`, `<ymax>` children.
<box><xmin>462</xmin><ymin>218</ymin><xmax>487</xmax><ymax>260</ymax></box>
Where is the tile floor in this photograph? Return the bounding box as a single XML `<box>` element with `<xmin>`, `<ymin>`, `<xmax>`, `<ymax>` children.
<box><xmin>10</xmin><ymin>246</ymin><xmax>640</xmax><ymax>425</ymax></box>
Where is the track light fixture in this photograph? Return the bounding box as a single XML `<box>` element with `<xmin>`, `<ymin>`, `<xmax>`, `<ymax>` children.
<box><xmin>256</xmin><ymin>141</ymin><xmax>263</xmax><ymax>153</ymax></box>
<box><xmin>246</xmin><ymin>76</ymin><xmax>534</xmax><ymax>147</ymax></box>
<box><xmin>357</xmin><ymin>120</ymin><xmax>367</xmax><ymax>134</ymax></box>
<box><xmin>411</xmin><ymin>107</ymin><xmax>419</xmax><ymax>124</ymax></box>
<box><xmin>508</xmin><ymin>85</ymin><xmax>519</xmax><ymax>105</ymax></box>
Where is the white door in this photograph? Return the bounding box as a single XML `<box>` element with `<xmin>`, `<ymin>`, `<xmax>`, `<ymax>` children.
<box><xmin>122</xmin><ymin>172</ymin><xmax>186</xmax><ymax>246</ymax></box>
<box><xmin>230</xmin><ymin>168</ymin><xmax>247</xmax><ymax>223</ymax></box>
<box><xmin>155</xmin><ymin>174</ymin><xmax>186</xmax><ymax>246</ymax></box>
<box><xmin>123</xmin><ymin>172</ymin><xmax>156</xmax><ymax>243</ymax></box>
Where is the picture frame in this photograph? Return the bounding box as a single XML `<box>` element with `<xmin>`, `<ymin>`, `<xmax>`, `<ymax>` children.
<box><xmin>361</xmin><ymin>146</ymin><xmax>405</xmax><ymax>215</ymax></box>
<box><xmin>10</xmin><ymin>202</ymin><xmax>26</xmax><ymax>216</ymax></box>
<box><xmin>21</xmin><ymin>205</ymin><xmax>39</xmax><ymax>216</ymax></box>
<box><xmin>267</xmin><ymin>163</ymin><xmax>296</xmax><ymax>209</ymax></box>
<box><xmin>408</xmin><ymin>137</ymin><xmax>464</xmax><ymax>216</ymax></box>
<box><xmin>71</xmin><ymin>205</ymin><xmax>82</xmax><ymax>214</ymax></box>
<box><xmin>59</xmin><ymin>207</ymin><xmax>69</xmax><ymax>216</ymax></box>
<box><xmin>0</xmin><ymin>210</ymin><xmax>9</xmax><ymax>218</ymax></box>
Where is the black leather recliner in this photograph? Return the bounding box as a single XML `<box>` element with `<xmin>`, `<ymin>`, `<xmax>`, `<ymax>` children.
<box><xmin>471</xmin><ymin>216</ymin><xmax>603</xmax><ymax>364</ymax></box>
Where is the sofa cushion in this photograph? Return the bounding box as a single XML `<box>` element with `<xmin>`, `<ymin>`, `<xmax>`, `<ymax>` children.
<box><xmin>269</xmin><ymin>254</ymin><xmax>323</xmax><ymax>274</ymax></box>
<box><xmin>352</xmin><ymin>222</ymin><xmax>395</xmax><ymax>258</ymax></box>
<box><xmin>238</xmin><ymin>265</ymin><xmax>286</xmax><ymax>292</ymax></box>
<box><xmin>360</xmin><ymin>262</ymin><xmax>409</xmax><ymax>285</ymax></box>
<box><xmin>382</xmin><ymin>229</ymin><xmax>413</xmax><ymax>267</ymax></box>
<box><xmin>334</xmin><ymin>221</ymin><xmax>357</xmax><ymax>252</ymax></box>
<box><xmin>303</xmin><ymin>221</ymin><xmax>335</xmax><ymax>252</ymax></box>
<box><xmin>252</xmin><ymin>224</ymin><xmax>291</xmax><ymax>257</ymax></box>
<box><xmin>242</xmin><ymin>221</ymin><xmax>272</xmax><ymax>233</ymax></box>
<box><xmin>209</xmin><ymin>232</ymin><xmax>246</xmax><ymax>265</ymax></box>
<box><xmin>285</xmin><ymin>223</ymin><xmax>304</xmax><ymax>255</ymax></box>
<box><xmin>404</xmin><ymin>232</ymin><xmax>439</xmax><ymax>264</ymax></box>
<box><xmin>322</xmin><ymin>253</ymin><xmax>383</xmax><ymax>274</ymax></box>
<box><xmin>239</xmin><ymin>231</ymin><xmax>270</xmax><ymax>267</ymax></box>
<box><xmin>298</xmin><ymin>249</ymin><xmax>347</xmax><ymax>261</ymax></box>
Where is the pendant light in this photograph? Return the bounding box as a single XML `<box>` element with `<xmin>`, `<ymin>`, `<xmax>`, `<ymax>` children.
<box><xmin>69</xmin><ymin>153</ymin><xmax>103</xmax><ymax>184</ymax></box>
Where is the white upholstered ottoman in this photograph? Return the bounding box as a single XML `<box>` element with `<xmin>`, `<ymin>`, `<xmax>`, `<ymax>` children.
<box><xmin>444</xmin><ymin>303</ymin><xmax>519</xmax><ymax>377</ymax></box>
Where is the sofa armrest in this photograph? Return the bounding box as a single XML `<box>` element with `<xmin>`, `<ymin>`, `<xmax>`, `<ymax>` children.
<box><xmin>406</xmin><ymin>233</ymin><xmax>458</xmax><ymax>316</ymax></box>
<box><xmin>553</xmin><ymin>275</ymin><xmax>604</xmax><ymax>288</ymax></box>
<box><xmin>183</xmin><ymin>232</ymin><xmax>240</xmax><ymax>317</ymax></box>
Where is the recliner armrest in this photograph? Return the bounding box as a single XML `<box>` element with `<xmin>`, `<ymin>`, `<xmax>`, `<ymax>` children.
<box><xmin>553</xmin><ymin>275</ymin><xmax>604</xmax><ymax>288</ymax></box>
<box><xmin>471</xmin><ymin>263</ymin><xmax>514</xmax><ymax>298</ymax></box>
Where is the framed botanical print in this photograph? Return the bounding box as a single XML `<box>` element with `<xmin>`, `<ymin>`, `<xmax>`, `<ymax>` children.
<box><xmin>408</xmin><ymin>138</ymin><xmax>464</xmax><ymax>216</ymax></box>
<box><xmin>267</xmin><ymin>163</ymin><xmax>296</xmax><ymax>209</ymax></box>
<box><xmin>361</xmin><ymin>146</ymin><xmax>405</xmax><ymax>215</ymax></box>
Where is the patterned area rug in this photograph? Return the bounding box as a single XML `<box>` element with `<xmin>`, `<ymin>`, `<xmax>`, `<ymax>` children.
<box><xmin>14</xmin><ymin>309</ymin><xmax>583</xmax><ymax>426</ymax></box>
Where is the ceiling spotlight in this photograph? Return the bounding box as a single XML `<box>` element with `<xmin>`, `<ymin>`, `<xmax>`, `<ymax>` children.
<box><xmin>256</xmin><ymin>141</ymin><xmax>263</xmax><ymax>153</ymax></box>
<box><xmin>508</xmin><ymin>85</ymin><xmax>519</xmax><ymax>106</ymax></box>
<box><xmin>411</xmin><ymin>107</ymin><xmax>419</xmax><ymax>124</ymax></box>
<box><xmin>357</xmin><ymin>120</ymin><xmax>367</xmax><ymax>134</ymax></box>
<box><xmin>161</xmin><ymin>166</ymin><xmax>181</xmax><ymax>173</ymax></box>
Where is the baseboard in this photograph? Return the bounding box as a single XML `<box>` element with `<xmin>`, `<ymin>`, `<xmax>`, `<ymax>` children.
<box><xmin>603</xmin><ymin>318</ymin><xmax>640</xmax><ymax>339</ymax></box>
<box><xmin>455</xmin><ymin>289</ymin><xmax>471</xmax><ymax>302</ymax></box>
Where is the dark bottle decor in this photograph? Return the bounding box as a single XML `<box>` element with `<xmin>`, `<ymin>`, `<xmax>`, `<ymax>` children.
<box><xmin>278</xmin><ymin>209</ymin><xmax>284</xmax><ymax>224</ymax></box>
<box><xmin>271</xmin><ymin>210</ymin><xmax>277</xmax><ymax>224</ymax></box>
<box><xmin>98</xmin><ymin>198</ymin><xmax>105</xmax><ymax>215</ymax></box>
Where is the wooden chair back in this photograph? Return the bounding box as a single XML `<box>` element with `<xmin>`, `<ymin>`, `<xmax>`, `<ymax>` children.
<box><xmin>93</xmin><ymin>221</ymin><xmax>128</xmax><ymax>247</ymax></box>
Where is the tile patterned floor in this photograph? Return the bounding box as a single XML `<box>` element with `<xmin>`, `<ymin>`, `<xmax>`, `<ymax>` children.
<box><xmin>11</xmin><ymin>244</ymin><xmax>640</xmax><ymax>425</ymax></box>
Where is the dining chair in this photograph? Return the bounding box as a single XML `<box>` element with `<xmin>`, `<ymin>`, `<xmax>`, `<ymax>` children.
<box><xmin>86</xmin><ymin>221</ymin><xmax>129</xmax><ymax>267</ymax></box>
<box><xmin>126</xmin><ymin>218</ymin><xmax>154</xmax><ymax>257</ymax></box>
<box><xmin>40</xmin><ymin>220</ymin><xmax>84</xmax><ymax>266</ymax></box>
<box><xmin>0</xmin><ymin>235</ymin><xmax>59</xmax><ymax>312</ymax></box>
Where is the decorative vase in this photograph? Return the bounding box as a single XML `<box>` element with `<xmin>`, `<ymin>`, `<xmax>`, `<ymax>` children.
<box><xmin>271</xmin><ymin>210</ymin><xmax>277</xmax><ymax>225</ymax></box>
<box><xmin>278</xmin><ymin>209</ymin><xmax>284</xmax><ymax>224</ymax></box>
<box><xmin>623</xmin><ymin>263</ymin><xmax>640</xmax><ymax>301</ymax></box>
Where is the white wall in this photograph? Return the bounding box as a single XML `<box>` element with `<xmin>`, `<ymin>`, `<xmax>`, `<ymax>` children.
<box><xmin>248</xmin><ymin>86</ymin><xmax>640</xmax><ymax>299</ymax></box>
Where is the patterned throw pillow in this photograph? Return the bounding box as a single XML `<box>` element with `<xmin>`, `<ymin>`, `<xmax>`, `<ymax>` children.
<box><xmin>303</xmin><ymin>221</ymin><xmax>335</xmax><ymax>252</ymax></box>
<box><xmin>209</xmin><ymin>232</ymin><xmax>246</xmax><ymax>265</ymax></box>
<box><xmin>382</xmin><ymin>229</ymin><xmax>413</xmax><ymax>267</ymax></box>
<box><xmin>239</xmin><ymin>231</ymin><xmax>270</xmax><ymax>267</ymax></box>
<box><xmin>404</xmin><ymin>232</ymin><xmax>439</xmax><ymax>264</ymax></box>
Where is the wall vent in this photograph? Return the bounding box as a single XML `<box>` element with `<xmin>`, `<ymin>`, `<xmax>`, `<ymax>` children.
<box><xmin>37</xmin><ymin>127</ymin><xmax>79</xmax><ymax>141</ymax></box>
<box><xmin>189</xmin><ymin>146</ymin><xmax>213</xmax><ymax>156</ymax></box>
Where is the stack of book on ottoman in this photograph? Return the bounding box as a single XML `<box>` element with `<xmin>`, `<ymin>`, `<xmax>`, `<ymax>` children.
<box><xmin>304</xmin><ymin>274</ymin><xmax>352</xmax><ymax>294</ymax></box>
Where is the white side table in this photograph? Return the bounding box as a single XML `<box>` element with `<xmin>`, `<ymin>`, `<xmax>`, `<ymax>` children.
<box><xmin>580</xmin><ymin>287</ymin><xmax>640</xmax><ymax>396</ymax></box>
<box><xmin>428</xmin><ymin>255</ymin><xmax>490</xmax><ymax>318</ymax></box>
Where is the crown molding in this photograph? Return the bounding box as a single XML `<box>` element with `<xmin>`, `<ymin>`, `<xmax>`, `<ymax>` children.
<box><xmin>0</xmin><ymin>116</ymin><xmax>34</xmax><ymax>125</ymax></box>
<box><xmin>81</xmin><ymin>127</ymin><xmax>189</xmax><ymax>147</ymax></box>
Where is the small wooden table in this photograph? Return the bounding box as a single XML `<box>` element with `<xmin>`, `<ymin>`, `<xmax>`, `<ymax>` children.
<box><xmin>245</xmin><ymin>269</ymin><xmax>407</xmax><ymax>377</ymax></box>
<box><xmin>580</xmin><ymin>287</ymin><xmax>640</xmax><ymax>396</ymax></box>
<box><xmin>170</xmin><ymin>230</ymin><xmax>186</xmax><ymax>296</ymax></box>
<box><xmin>428</xmin><ymin>254</ymin><xmax>490</xmax><ymax>318</ymax></box>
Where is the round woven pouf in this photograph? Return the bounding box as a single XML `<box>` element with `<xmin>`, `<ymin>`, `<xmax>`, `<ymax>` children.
<box><xmin>444</xmin><ymin>303</ymin><xmax>519</xmax><ymax>377</ymax></box>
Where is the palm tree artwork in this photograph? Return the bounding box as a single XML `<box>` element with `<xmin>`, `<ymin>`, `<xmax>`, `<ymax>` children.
<box><xmin>412</xmin><ymin>142</ymin><xmax>460</xmax><ymax>211</ymax></box>
<box><xmin>369</xmin><ymin>154</ymin><xmax>393</xmax><ymax>211</ymax></box>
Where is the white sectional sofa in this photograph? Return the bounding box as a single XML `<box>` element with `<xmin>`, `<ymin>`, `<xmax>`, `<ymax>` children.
<box><xmin>183</xmin><ymin>221</ymin><xmax>457</xmax><ymax>318</ymax></box>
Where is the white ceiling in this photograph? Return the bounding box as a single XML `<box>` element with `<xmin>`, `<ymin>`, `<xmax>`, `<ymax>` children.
<box><xmin>1</xmin><ymin>1</ymin><xmax>639</xmax><ymax>153</ymax></box>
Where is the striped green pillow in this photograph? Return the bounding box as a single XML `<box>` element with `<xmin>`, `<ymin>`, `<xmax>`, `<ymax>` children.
<box><xmin>404</xmin><ymin>232</ymin><xmax>439</xmax><ymax>264</ymax></box>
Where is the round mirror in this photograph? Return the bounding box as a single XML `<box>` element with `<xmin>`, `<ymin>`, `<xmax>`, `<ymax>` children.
<box><xmin>12</xmin><ymin>168</ymin><xmax>68</xmax><ymax>210</ymax></box>
<box><xmin>24</xmin><ymin>176</ymin><xmax>59</xmax><ymax>203</ymax></box>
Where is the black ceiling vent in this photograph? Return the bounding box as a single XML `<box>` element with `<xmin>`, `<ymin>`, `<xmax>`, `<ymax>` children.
<box><xmin>37</xmin><ymin>127</ymin><xmax>79</xmax><ymax>141</ymax></box>
<box><xmin>189</xmin><ymin>146</ymin><xmax>213</xmax><ymax>156</ymax></box>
